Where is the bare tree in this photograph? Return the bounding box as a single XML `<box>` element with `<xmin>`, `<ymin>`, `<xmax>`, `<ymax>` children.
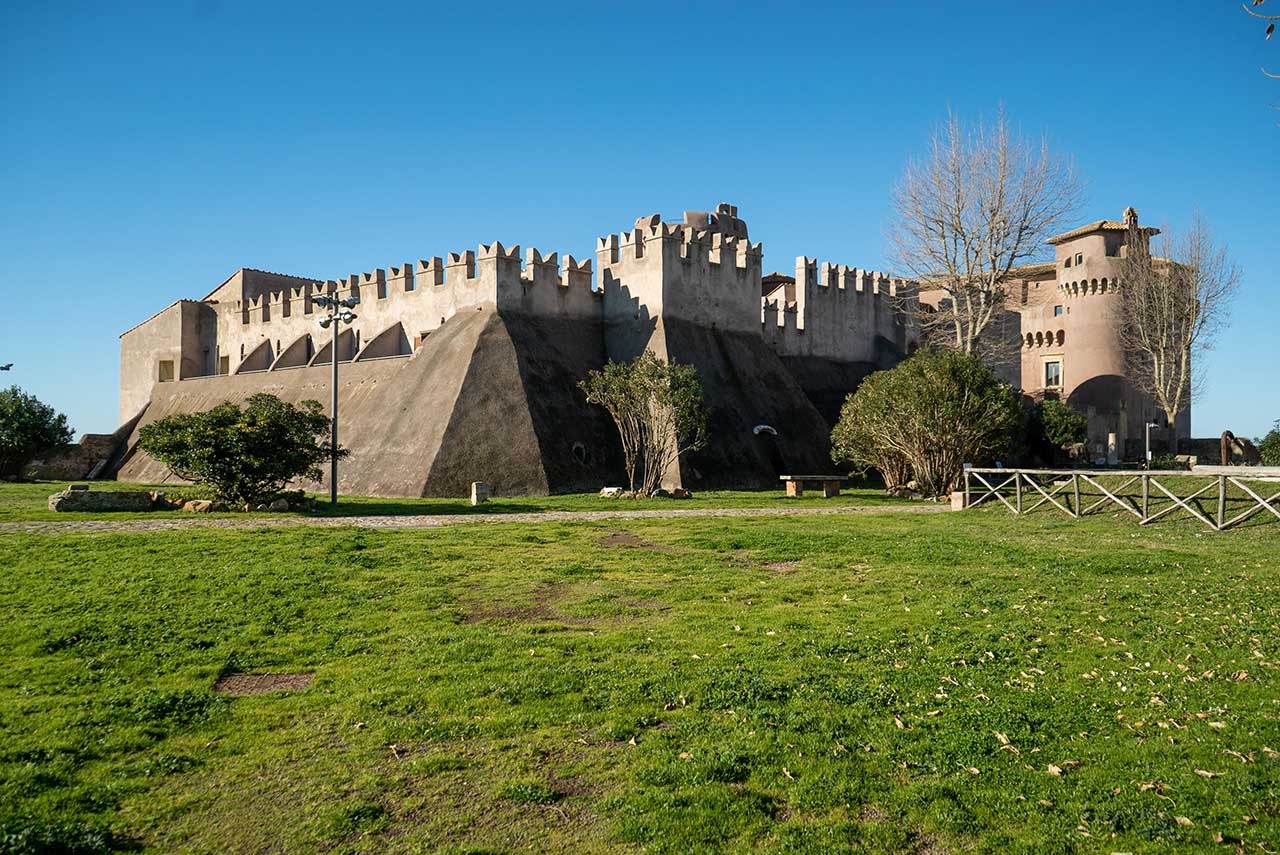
<box><xmin>1243</xmin><ymin>0</ymin><xmax>1280</xmax><ymax>96</ymax></box>
<box><xmin>890</xmin><ymin>109</ymin><xmax>1084</xmax><ymax>363</ymax></box>
<box><xmin>1116</xmin><ymin>213</ymin><xmax>1240</xmax><ymax>450</ymax></box>
<box><xmin>580</xmin><ymin>352</ymin><xmax>707</xmax><ymax>496</ymax></box>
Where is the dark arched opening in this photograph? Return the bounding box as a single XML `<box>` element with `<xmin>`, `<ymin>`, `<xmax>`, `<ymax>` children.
<box><xmin>753</xmin><ymin>424</ymin><xmax>786</xmax><ymax>475</ymax></box>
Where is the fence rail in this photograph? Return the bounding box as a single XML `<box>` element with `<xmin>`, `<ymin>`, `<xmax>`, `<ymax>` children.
<box><xmin>962</xmin><ymin>468</ymin><xmax>1280</xmax><ymax>531</ymax></box>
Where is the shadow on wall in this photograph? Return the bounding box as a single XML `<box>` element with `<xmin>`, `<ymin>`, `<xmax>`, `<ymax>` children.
<box><xmin>1067</xmin><ymin>374</ymin><xmax>1126</xmax><ymax>414</ymax></box>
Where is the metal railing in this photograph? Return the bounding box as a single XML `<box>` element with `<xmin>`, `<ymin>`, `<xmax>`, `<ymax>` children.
<box><xmin>962</xmin><ymin>468</ymin><xmax>1280</xmax><ymax>531</ymax></box>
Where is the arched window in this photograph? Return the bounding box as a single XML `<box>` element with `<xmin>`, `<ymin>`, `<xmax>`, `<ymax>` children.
<box><xmin>1056</xmin><ymin>330</ymin><xmax>1065</xmax><ymax>346</ymax></box>
<box><xmin>1035</xmin><ymin>331</ymin><xmax>1044</xmax><ymax>347</ymax></box>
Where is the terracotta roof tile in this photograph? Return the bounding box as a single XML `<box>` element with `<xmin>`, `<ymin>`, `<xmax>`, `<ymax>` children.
<box><xmin>1047</xmin><ymin>220</ymin><xmax>1158</xmax><ymax>245</ymax></box>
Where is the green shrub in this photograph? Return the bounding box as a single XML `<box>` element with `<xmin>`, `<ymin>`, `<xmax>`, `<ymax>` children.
<box><xmin>137</xmin><ymin>394</ymin><xmax>345</xmax><ymax>506</ymax></box>
<box><xmin>831</xmin><ymin>349</ymin><xmax>1022</xmax><ymax>495</ymax></box>
<box><xmin>1259</xmin><ymin>421</ymin><xmax>1280</xmax><ymax>466</ymax></box>
<box><xmin>1038</xmin><ymin>399</ymin><xmax>1088</xmax><ymax>447</ymax></box>
<box><xmin>1149</xmin><ymin>453</ymin><xmax>1188</xmax><ymax>471</ymax></box>
<box><xmin>0</xmin><ymin>386</ymin><xmax>73</xmax><ymax>480</ymax></box>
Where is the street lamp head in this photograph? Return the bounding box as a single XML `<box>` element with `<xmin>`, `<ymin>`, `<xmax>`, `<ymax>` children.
<box><xmin>318</xmin><ymin>316</ymin><xmax>333</xmax><ymax>329</ymax></box>
<box><xmin>339</xmin><ymin>311</ymin><xmax>357</xmax><ymax>323</ymax></box>
<box><xmin>314</xmin><ymin>295</ymin><xmax>334</xmax><ymax>308</ymax></box>
<box><xmin>340</xmin><ymin>295</ymin><xmax>360</xmax><ymax>308</ymax></box>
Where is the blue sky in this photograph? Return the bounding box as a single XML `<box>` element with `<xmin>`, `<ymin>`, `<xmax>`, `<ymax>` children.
<box><xmin>2</xmin><ymin>1</ymin><xmax>1277</xmax><ymax>438</ymax></box>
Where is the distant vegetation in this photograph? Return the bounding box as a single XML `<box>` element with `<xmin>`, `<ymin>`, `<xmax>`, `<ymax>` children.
<box><xmin>0</xmin><ymin>385</ymin><xmax>73</xmax><ymax>481</ymax></box>
<box><xmin>1259</xmin><ymin>420</ymin><xmax>1280</xmax><ymax>466</ymax></box>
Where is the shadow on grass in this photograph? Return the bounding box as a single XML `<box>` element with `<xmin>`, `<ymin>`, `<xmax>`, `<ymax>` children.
<box><xmin>307</xmin><ymin>500</ymin><xmax>549</xmax><ymax>517</ymax></box>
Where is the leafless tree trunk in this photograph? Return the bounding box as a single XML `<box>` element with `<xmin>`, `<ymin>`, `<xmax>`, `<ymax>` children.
<box><xmin>1116</xmin><ymin>213</ymin><xmax>1240</xmax><ymax>451</ymax></box>
<box><xmin>890</xmin><ymin>109</ymin><xmax>1084</xmax><ymax>365</ymax></box>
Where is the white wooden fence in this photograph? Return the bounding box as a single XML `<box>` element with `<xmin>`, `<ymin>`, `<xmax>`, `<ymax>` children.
<box><xmin>962</xmin><ymin>468</ymin><xmax>1280</xmax><ymax>531</ymax></box>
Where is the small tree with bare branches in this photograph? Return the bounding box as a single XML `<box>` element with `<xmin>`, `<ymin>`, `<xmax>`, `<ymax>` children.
<box><xmin>580</xmin><ymin>352</ymin><xmax>708</xmax><ymax>496</ymax></box>
<box><xmin>1116</xmin><ymin>214</ymin><xmax>1240</xmax><ymax>451</ymax></box>
<box><xmin>890</xmin><ymin>109</ymin><xmax>1084</xmax><ymax>364</ymax></box>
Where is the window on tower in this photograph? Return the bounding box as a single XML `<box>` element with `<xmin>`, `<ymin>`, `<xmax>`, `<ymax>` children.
<box><xmin>1044</xmin><ymin>360</ymin><xmax>1062</xmax><ymax>389</ymax></box>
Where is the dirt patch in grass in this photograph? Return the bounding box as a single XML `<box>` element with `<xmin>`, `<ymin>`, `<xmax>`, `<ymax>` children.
<box><xmin>213</xmin><ymin>672</ymin><xmax>314</xmax><ymax>696</ymax></box>
<box><xmin>597</xmin><ymin>531</ymin><xmax>675</xmax><ymax>551</ymax></box>
<box><xmin>388</xmin><ymin>765</ymin><xmax>606</xmax><ymax>851</ymax></box>
<box><xmin>911</xmin><ymin>833</ymin><xmax>950</xmax><ymax>855</ymax></box>
<box><xmin>462</xmin><ymin>602</ymin><xmax>563</xmax><ymax>623</ymax></box>
<box><xmin>462</xmin><ymin>584</ymin><xmax>594</xmax><ymax>626</ymax></box>
<box><xmin>857</xmin><ymin>805</ymin><xmax>887</xmax><ymax>822</ymax></box>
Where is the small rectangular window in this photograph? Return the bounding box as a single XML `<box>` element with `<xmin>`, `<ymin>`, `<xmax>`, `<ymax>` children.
<box><xmin>1045</xmin><ymin>360</ymin><xmax>1062</xmax><ymax>388</ymax></box>
<box><xmin>1063</xmin><ymin>257</ymin><xmax>1071</xmax><ymax>269</ymax></box>
<box><xmin>218</xmin><ymin>356</ymin><xmax>230</xmax><ymax>375</ymax></box>
<box><xmin>1074</xmin><ymin>253</ymin><xmax>1083</xmax><ymax>265</ymax></box>
<box><xmin>158</xmin><ymin>360</ymin><xmax>175</xmax><ymax>382</ymax></box>
<box><xmin>1053</xmin><ymin>305</ymin><xmax>1064</xmax><ymax>317</ymax></box>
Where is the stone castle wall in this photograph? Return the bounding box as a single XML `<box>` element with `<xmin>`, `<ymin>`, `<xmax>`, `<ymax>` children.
<box><xmin>115</xmin><ymin>201</ymin><xmax>926</xmax><ymax>496</ymax></box>
<box><xmin>762</xmin><ymin>257</ymin><xmax>917</xmax><ymax>363</ymax></box>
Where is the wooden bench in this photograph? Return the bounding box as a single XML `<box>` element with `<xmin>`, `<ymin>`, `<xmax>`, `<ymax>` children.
<box><xmin>779</xmin><ymin>475</ymin><xmax>849</xmax><ymax>498</ymax></box>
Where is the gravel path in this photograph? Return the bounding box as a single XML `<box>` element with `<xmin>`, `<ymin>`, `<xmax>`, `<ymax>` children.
<box><xmin>1</xmin><ymin>503</ymin><xmax>947</xmax><ymax>535</ymax></box>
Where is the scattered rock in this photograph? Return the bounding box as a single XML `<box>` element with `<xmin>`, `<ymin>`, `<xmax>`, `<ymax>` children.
<box><xmin>599</xmin><ymin>487</ymin><xmax>624</xmax><ymax>498</ymax></box>
<box><xmin>268</xmin><ymin>498</ymin><xmax>290</xmax><ymax>512</ymax></box>
<box><xmin>470</xmin><ymin>481</ymin><xmax>491</xmax><ymax>506</ymax></box>
<box><xmin>886</xmin><ymin>486</ymin><xmax>928</xmax><ymax>501</ymax></box>
<box><xmin>671</xmin><ymin>488</ymin><xmax>693</xmax><ymax>499</ymax></box>
<box><xmin>654</xmin><ymin>489</ymin><xmax>672</xmax><ymax>498</ymax></box>
<box><xmin>183</xmin><ymin>499</ymin><xmax>214</xmax><ymax>513</ymax></box>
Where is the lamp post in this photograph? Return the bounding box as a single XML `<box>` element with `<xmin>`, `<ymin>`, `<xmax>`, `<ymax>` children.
<box><xmin>1144</xmin><ymin>420</ymin><xmax>1160</xmax><ymax>469</ymax></box>
<box><xmin>314</xmin><ymin>293</ymin><xmax>359</xmax><ymax>505</ymax></box>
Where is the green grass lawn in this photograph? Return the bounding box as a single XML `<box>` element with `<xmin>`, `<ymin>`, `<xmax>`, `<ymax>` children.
<box><xmin>1</xmin><ymin>505</ymin><xmax>1277</xmax><ymax>853</ymax></box>
<box><xmin>0</xmin><ymin>479</ymin><xmax>905</xmax><ymax>523</ymax></box>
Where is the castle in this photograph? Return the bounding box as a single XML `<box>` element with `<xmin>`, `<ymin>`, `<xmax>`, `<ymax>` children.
<box><xmin>977</xmin><ymin>207</ymin><xmax>1186</xmax><ymax>461</ymax></box>
<box><xmin>110</xmin><ymin>202</ymin><xmax>1173</xmax><ymax>496</ymax></box>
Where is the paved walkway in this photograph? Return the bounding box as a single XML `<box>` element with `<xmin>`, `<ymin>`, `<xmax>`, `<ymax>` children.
<box><xmin>1</xmin><ymin>503</ymin><xmax>947</xmax><ymax>535</ymax></box>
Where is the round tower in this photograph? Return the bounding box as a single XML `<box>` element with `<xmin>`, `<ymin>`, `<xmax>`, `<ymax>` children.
<box><xmin>1045</xmin><ymin>208</ymin><xmax>1160</xmax><ymax>461</ymax></box>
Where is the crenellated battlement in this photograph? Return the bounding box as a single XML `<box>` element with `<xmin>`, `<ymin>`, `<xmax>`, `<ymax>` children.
<box><xmin>761</xmin><ymin>255</ymin><xmax>919</xmax><ymax>362</ymax></box>
<box><xmin>597</xmin><ymin>204</ymin><xmax>765</xmax><ymax>336</ymax></box>
<box><xmin>128</xmin><ymin>201</ymin><xmax>919</xmax><ymax>391</ymax></box>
